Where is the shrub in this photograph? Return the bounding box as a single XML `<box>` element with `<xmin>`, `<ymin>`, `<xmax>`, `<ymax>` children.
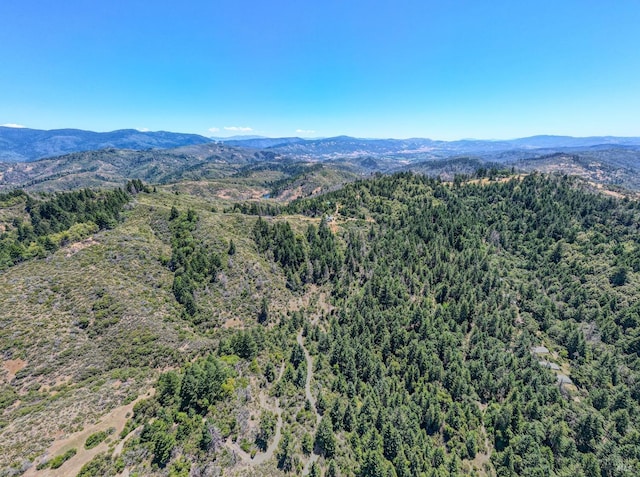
<box><xmin>49</xmin><ymin>448</ymin><xmax>77</xmax><ymax>469</ymax></box>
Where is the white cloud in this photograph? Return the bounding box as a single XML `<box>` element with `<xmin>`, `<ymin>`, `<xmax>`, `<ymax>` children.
<box><xmin>224</xmin><ymin>126</ymin><xmax>253</xmax><ymax>132</ymax></box>
<box><xmin>1</xmin><ymin>123</ymin><xmax>27</xmax><ymax>128</ymax></box>
<box><xmin>296</xmin><ymin>129</ymin><xmax>315</xmax><ymax>134</ymax></box>
<box><xmin>137</xmin><ymin>127</ymin><xmax>150</xmax><ymax>132</ymax></box>
<box><xmin>208</xmin><ymin>127</ymin><xmax>220</xmax><ymax>133</ymax></box>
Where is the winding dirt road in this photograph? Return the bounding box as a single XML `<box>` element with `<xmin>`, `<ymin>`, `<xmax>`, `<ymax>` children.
<box><xmin>297</xmin><ymin>329</ymin><xmax>322</xmax><ymax>476</ymax></box>
<box><xmin>225</xmin><ymin>363</ymin><xmax>285</xmax><ymax>467</ymax></box>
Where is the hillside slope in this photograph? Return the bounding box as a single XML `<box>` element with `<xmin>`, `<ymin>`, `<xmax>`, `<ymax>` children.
<box><xmin>0</xmin><ymin>186</ymin><xmax>307</xmax><ymax>475</ymax></box>
<box><xmin>0</xmin><ymin>144</ymin><xmax>284</xmax><ymax>192</ymax></box>
<box><xmin>2</xmin><ymin>173</ymin><xmax>640</xmax><ymax>476</ymax></box>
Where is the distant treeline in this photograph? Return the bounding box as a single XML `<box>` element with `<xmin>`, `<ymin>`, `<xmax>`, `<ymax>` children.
<box><xmin>225</xmin><ymin>202</ymin><xmax>283</xmax><ymax>216</ymax></box>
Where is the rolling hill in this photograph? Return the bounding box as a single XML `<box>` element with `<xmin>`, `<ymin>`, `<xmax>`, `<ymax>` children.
<box><xmin>0</xmin><ymin>143</ymin><xmax>286</xmax><ymax>192</ymax></box>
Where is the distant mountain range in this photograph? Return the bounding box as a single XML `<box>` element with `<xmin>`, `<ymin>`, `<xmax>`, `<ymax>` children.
<box><xmin>3</xmin><ymin>126</ymin><xmax>640</xmax><ymax>163</ymax></box>
<box><xmin>2</xmin><ymin>127</ymin><xmax>640</xmax><ymax>193</ymax></box>
<box><xmin>0</xmin><ymin>127</ymin><xmax>212</xmax><ymax>162</ymax></box>
<box><xmin>220</xmin><ymin>134</ymin><xmax>640</xmax><ymax>161</ymax></box>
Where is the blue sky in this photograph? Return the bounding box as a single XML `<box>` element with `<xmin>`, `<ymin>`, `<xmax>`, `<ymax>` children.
<box><xmin>1</xmin><ymin>1</ymin><xmax>639</xmax><ymax>139</ymax></box>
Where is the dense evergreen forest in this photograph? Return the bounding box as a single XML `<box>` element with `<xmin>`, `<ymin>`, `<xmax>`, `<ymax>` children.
<box><xmin>9</xmin><ymin>173</ymin><xmax>640</xmax><ymax>476</ymax></box>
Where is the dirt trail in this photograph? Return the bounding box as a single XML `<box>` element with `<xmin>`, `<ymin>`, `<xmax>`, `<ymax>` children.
<box><xmin>469</xmin><ymin>424</ymin><xmax>493</xmax><ymax>473</ymax></box>
<box><xmin>229</xmin><ymin>329</ymin><xmax>322</xmax><ymax>474</ymax></box>
<box><xmin>249</xmin><ymin>395</ymin><xmax>283</xmax><ymax>466</ymax></box>
<box><xmin>113</xmin><ymin>425</ymin><xmax>142</xmax><ymax>457</ymax></box>
<box><xmin>297</xmin><ymin>329</ymin><xmax>322</xmax><ymax>476</ymax></box>
<box><xmin>297</xmin><ymin>330</ymin><xmax>320</xmax><ymax>427</ymax></box>
<box><xmin>225</xmin><ymin>363</ymin><xmax>285</xmax><ymax>467</ymax></box>
<box><xmin>25</xmin><ymin>389</ymin><xmax>154</xmax><ymax>477</ymax></box>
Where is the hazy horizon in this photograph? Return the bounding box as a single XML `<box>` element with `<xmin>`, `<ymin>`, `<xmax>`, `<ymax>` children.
<box><xmin>4</xmin><ymin>122</ymin><xmax>640</xmax><ymax>143</ymax></box>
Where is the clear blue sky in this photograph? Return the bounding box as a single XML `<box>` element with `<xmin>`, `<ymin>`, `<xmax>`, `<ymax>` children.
<box><xmin>1</xmin><ymin>0</ymin><xmax>639</xmax><ymax>139</ymax></box>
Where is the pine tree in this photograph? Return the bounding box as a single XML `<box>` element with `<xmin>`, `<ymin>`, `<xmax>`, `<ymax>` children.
<box><xmin>315</xmin><ymin>416</ymin><xmax>336</xmax><ymax>458</ymax></box>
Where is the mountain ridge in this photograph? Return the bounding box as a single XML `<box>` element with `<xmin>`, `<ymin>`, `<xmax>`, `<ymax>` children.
<box><xmin>227</xmin><ymin>134</ymin><xmax>640</xmax><ymax>161</ymax></box>
<box><xmin>3</xmin><ymin>126</ymin><xmax>640</xmax><ymax>163</ymax></box>
<box><xmin>0</xmin><ymin>127</ymin><xmax>213</xmax><ymax>162</ymax></box>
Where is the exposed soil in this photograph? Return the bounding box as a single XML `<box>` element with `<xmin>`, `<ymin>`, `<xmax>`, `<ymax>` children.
<box><xmin>225</xmin><ymin>363</ymin><xmax>285</xmax><ymax>468</ymax></box>
<box><xmin>223</xmin><ymin>328</ymin><xmax>323</xmax><ymax>476</ymax></box>
<box><xmin>24</xmin><ymin>389</ymin><xmax>154</xmax><ymax>477</ymax></box>
<box><xmin>223</xmin><ymin>317</ymin><xmax>244</xmax><ymax>329</ymax></box>
<box><xmin>297</xmin><ymin>329</ymin><xmax>322</xmax><ymax>476</ymax></box>
<box><xmin>65</xmin><ymin>237</ymin><xmax>98</xmax><ymax>257</ymax></box>
<box><xmin>588</xmin><ymin>181</ymin><xmax>627</xmax><ymax>199</ymax></box>
<box><xmin>2</xmin><ymin>358</ymin><xmax>26</xmax><ymax>382</ymax></box>
<box><xmin>469</xmin><ymin>428</ymin><xmax>493</xmax><ymax>475</ymax></box>
<box><xmin>215</xmin><ymin>187</ymin><xmax>269</xmax><ymax>201</ymax></box>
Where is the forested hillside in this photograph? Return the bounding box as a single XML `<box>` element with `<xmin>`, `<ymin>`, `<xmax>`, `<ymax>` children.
<box><xmin>2</xmin><ymin>172</ymin><xmax>640</xmax><ymax>476</ymax></box>
<box><xmin>0</xmin><ymin>187</ymin><xmax>131</xmax><ymax>269</ymax></box>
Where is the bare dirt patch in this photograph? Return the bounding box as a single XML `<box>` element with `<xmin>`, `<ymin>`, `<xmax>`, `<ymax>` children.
<box><xmin>215</xmin><ymin>187</ymin><xmax>269</xmax><ymax>201</ymax></box>
<box><xmin>217</xmin><ymin>189</ymin><xmax>239</xmax><ymax>200</ymax></box>
<box><xmin>463</xmin><ymin>175</ymin><xmax>526</xmax><ymax>186</ymax></box>
<box><xmin>2</xmin><ymin>358</ymin><xmax>26</xmax><ymax>382</ymax></box>
<box><xmin>278</xmin><ymin>185</ymin><xmax>305</xmax><ymax>202</ymax></box>
<box><xmin>223</xmin><ymin>317</ymin><xmax>244</xmax><ymax>329</ymax></box>
<box><xmin>65</xmin><ymin>237</ymin><xmax>98</xmax><ymax>257</ymax></box>
<box><xmin>24</xmin><ymin>389</ymin><xmax>154</xmax><ymax>477</ymax></box>
<box><xmin>588</xmin><ymin>181</ymin><xmax>627</xmax><ymax>199</ymax></box>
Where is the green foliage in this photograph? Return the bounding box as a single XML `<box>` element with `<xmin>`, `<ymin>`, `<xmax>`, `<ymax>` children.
<box><xmin>126</xmin><ymin>179</ymin><xmax>151</xmax><ymax>194</ymax></box>
<box><xmin>77</xmin><ymin>452</ymin><xmax>118</xmax><ymax>477</ymax></box>
<box><xmin>168</xmin><ymin>208</ymin><xmax>222</xmax><ymax>317</ymax></box>
<box><xmin>168</xmin><ymin>457</ymin><xmax>191</xmax><ymax>476</ymax></box>
<box><xmin>0</xmin><ymin>189</ymin><xmax>28</xmax><ymax>207</ymax></box>
<box><xmin>39</xmin><ymin>171</ymin><xmax>640</xmax><ymax>475</ymax></box>
<box><xmin>327</xmin><ymin>460</ymin><xmax>338</xmax><ymax>477</ymax></box>
<box><xmin>121</xmin><ymin>352</ymin><xmax>241</xmax><ymax>470</ymax></box>
<box><xmin>48</xmin><ymin>447</ymin><xmax>77</xmax><ymax>469</ymax></box>
<box><xmin>255</xmin><ymin>410</ymin><xmax>277</xmax><ymax>451</ymax></box>
<box><xmin>278</xmin><ymin>172</ymin><xmax>640</xmax><ymax>476</ymax></box>
<box><xmin>252</xmin><ymin>215</ymin><xmax>342</xmax><ymax>290</ymax></box>
<box><xmin>301</xmin><ymin>431</ymin><xmax>313</xmax><ymax>456</ymax></box>
<box><xmin>610</xmin><ymin>266</ymin><xmax>628</xmax><ymax>286</ymax></box>
<box><xmin>0</xmin><ymin>385</ymin><xmax>18</xmax><ymax>411</ymax></box>
<box><xmin>230</xmin><ymin>331</ymin><xmax>258</xmax><ymax>360</ymax></box>
<box><xmin>178</xmin><ymin>355</ymin><xmax>235</xmax><ymax>414</ymax></box>
<box><xmin>152</xmin><ymin>430</ymin><xmax>175</xmax><ymax>467</ymax></box>
<box><xmin>84</xmin><ymin>428</ymin><xmax>112</xmax><ymax>449</ymax></box>
<box><xmin>0</xmin><ymin>187</ymin><xmax>130</xmax><ymax>269</ymax></box>
<box><xmin>157</xmin><ymin>371</ymin><xmax>181</xmax><ymax>407</ymax></box>
<box><xmin>309</xmin><ymin>461</ymin><xmax>321</xmax><ymax>477</ymax></box>
<box><xmin>277</xmin><ymin>430</ymin><xmax>297</xmax><ymax>472</ymax></box>
<box><xmin>258</xmin><ymin>296</ymin><xmax>269</xmax><ymax>323</ymax></box>
<box><xmin>315</xmin><ymin>416</ymin><xmax>336</xmax><ymax>458</ymax></box>
<box><xmin>226</xmin><ymin>201</ymin><xmax>283</xmax><ymax>216</ymax></box>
